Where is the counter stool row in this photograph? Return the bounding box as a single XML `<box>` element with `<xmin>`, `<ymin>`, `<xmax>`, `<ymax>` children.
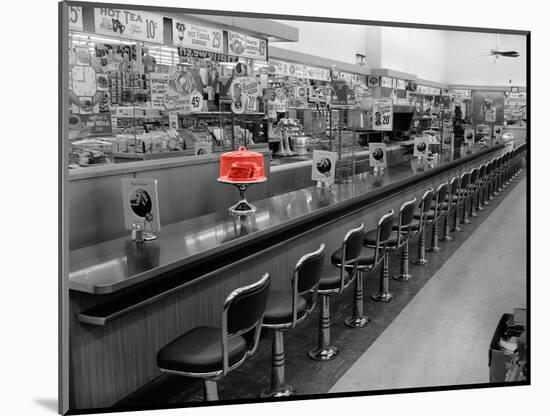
<box><xmin>155</xmin><ymin>144</ymin><xmax>527</xmax><ymax>401</ymax></box>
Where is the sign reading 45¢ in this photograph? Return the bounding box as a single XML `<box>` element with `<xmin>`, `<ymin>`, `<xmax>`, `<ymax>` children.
<box><xmin>372</xmin><ymin>98</ymin><xmax>393</xmax><ymax>131</ymax></box>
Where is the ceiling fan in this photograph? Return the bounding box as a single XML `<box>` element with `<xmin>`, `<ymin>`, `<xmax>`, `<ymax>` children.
<box><xmin>479</xmin><ymin>34</ymin><xmax>520</xmax><ymax>62</ymax></box>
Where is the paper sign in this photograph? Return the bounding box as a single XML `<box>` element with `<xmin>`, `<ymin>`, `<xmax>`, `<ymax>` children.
<box><xmin>311</xmin><ymin>150</ymin><xmax>337</xmax><ymax>186</ymax></box>
<box><xmin>194</xmin><ymin>142</ymin><xmax>212</xmax><ymax>156</ymax></box>
<box><xmin>230</xmin><ymin>77</ymin><xmax>259</xmax><ymax>114</ymax></box>
<box><xmin>464</xmin><ymin>129</ymin><xmax>475</xmax><ymax>147</ymax></box>
<box><xmin>227</xmin><ymin>31</ymin><xmax>268</xmax><ymax>60</ymax></box>
<box><xmin>94</xmin><ymin>8</ymin><xmax>164</xmax><ymax>44</ymax></box>
<box><xmin>168</xmin><ymin>112</ymin><xmax>179</xmax><ymax>129</ymax></box>
<box><xmin>413</xmin><ymin>137</ymin><xmax>430</xmax><ymax>158</ymax></box>
<box><xmin>69</xmin><ymin>5</ymin><xmax>83</xmax><ymax>31</ymax></box>
<box><xmin>172</xmin><ymin>20</ymin><xmax>223</xmax><ymax>52</ymax></box>
<box><xmin>396</xmin><ymin>79</ymin><xmax>406</xmax><ymax>90</ymax></box>
<box><xmin>178</xmin><ymin>47</ymin><xmax>238</xmax><ymax>62</ymax></box>
<box><xmin>122</xmin><ymin>178</ymin><xmax>161</xmax><ymax>232</ymax></box>
<box><xmin>372</xmin><ymin>98</ymin><xmax>393</xmax><ymax>131</ymax></box>
<box><xmin>493</xmin><ymin>125</ymin><xmax>503</xmax><ymax>139</ymax></box>
<box><xmin>369</xmin><ymin>143</ymin><xmax>387</xmax><ymax>168</ymax></box>
<box><xmin>380</xmin><ymin>76</ymin><xmax>393</xmax><ymax>88</ymax></box>
<box><xmin>149</xmin><ymin>73</ymin><xmax>170</xmax><ymax>110</ymax></box>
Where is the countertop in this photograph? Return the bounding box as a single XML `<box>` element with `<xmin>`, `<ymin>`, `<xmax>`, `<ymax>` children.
<box><xmin>69</xmin><ymin>144</ymin><xmax>503</xmax><ymax>294</ymax></box>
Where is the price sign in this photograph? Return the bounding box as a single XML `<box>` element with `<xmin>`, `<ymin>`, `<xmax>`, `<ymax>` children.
<box><xmin>189</xmin><ymin>92</ymin><xmax>203</xmax><ymax>112</ymax></box>
<box><xmin>372</xmin><ymin>98</ymin><xmax>393</xmax><ymax>131</ymax></box>
<box><xmin>69</xmin><ymin>6</ymin><xmax>83</xmax><ymax>31</ymax></box>
<box><xmin>227</xmin><ymin>31</ymin><xmax>268</xmax><ymax>60</ymax></box>
<box><xmin>173</xmin><ymin>20</ymin><xmax>223</xmax><ymax>52</ymax></box>
<box><xmin>94</xmin><ymin>8</ymin><xmax>164</xmax><ymax>44</ymax></box>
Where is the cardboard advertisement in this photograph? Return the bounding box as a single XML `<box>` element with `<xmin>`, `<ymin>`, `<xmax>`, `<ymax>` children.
<box><xmin>121</xmin><ymin>178</ymin><xmax>161</xmax><ymax>232</ymax></box>
<box><xmin>493</xmin><ymin>125</ymin><xmax>503</xmax><ymax>139</ymax></box>
<box><xmin>372</xmin><ymin>98</ymin><xmax>393</xmax><ymax>131</ymax></box>
<box><xmin>94</xmin><ymin>8</ymin><xmax>164</xmax><ymax>44</ymax></box>
<box><xmin>227</xmin><ymin>31</ymin><xmax>268</xmax><ymax>60</ymax></box>
<box><xmin>311</xmin><ymin>150</ymin><xmax>337</xmax><ymax>186</ymax></box>
<box><xmin>172</xmin><ymin>20</ymin><xmax>223</xmax><ymax>52</ymax></box>
<box><xmin>230</xmin><ymin>77</ymin><xmax>259</xmax><ymax>114</ymax></box>
<box><xmin>464</xmin><ymin>129</ymin><xmax>475</xmax><ymax>147</ymax></box>
<box><xmin>413</xmin><ymin>137</ymin><xmax>430</xmax><ymax>158</ymax></box>
<box><xmin>369</xmin><ymin>143</ymin><xmax>387</xmax><ymax>168</ymax></box>
<box><xmin>331</xmin><ymin>80</ymin><xmax>349</xmax><ymax>106</ymax></box>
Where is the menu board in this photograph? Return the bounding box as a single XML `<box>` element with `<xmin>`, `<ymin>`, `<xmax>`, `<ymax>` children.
<box><xmin>372</xmin><ymin>98</ymin><xmax>393</xmax><ymax>131</ymax></box>
<box><xmin>267</xmin><ymin>59</ymin><xmax>330</xmax><ymax>81</ymax></box>
<box><xmin>311</xmin><ymin>150</ymin><xmax>337</xmax><ymax>186</ymax></box>
<box><xmin>172</xmin><ymin>20</ymin><xmax>223</xmax><ymax>53</ymax></box>
<box><xmin>69</xmin><ymin>5</ymin><xmax>83</xmax><ymax>31</ymax></box>
<box><xmin>94</xmin><ymin>8</ymin><xmax>164</xmax><ymax>44</ymax></box>
<box><xmin>369</xmin><ymin>143</ymin><xmax>387</xmax><ymax>168</ymax></box>
<box><xmin>227</xmin><ymin>31</ymin><xmax>268</xmax><ymax>60</ymax></box>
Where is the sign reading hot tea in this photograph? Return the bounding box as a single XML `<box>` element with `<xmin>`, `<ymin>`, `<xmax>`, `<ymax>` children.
<box><xmin>372</xmin><ymin>98</ymin><xmax>393</xmax><ymax>131</ymax></box>
<box><xmin>172</xmin><ymin>20</ymin><xmax>223</xmax><ymax>53</ymax></box>
<box><xmin>94</xmin><ymin>8</ymin><xmax>164</xmax><ymax>44</ymax></box>
<box><xmin>227</xmin><ymin>31</ymin><xmax>268</xmax><ymax>60</ymax></box>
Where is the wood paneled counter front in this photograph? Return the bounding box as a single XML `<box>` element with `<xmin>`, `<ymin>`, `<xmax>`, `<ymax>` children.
<box><xmin>68</xmin><ymin>144</ymin><xmax>505</xmax><ymax>410</ymax></box>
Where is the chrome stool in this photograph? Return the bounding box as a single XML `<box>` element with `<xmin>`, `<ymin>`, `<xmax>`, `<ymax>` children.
<box><xmin>452</xmin><ymin>171</ymin><xmax>470</xmax><ymax>232</ymax></box>
<box><xmin>362</xmin><ymin>210</ymin><xmax>400</xmax><ymax>301</ymax></box>
<box><xmin>492</xmin><ymin>157</ymin><xmax>503</xmax><ymax>197</ymax></box>
<box><xmin>468</xmin><ymin>167</ymin><xmax>479</xmax><ymax>218</ymax></box>
<box><xmin>156</xmin><ymin>274</ymin><xmax>271</xmax><ymax>401</ymax></box>
<box><xmin>440</xmin><ymin>176</ymin><xmax>459</xmax><ymax>241</ymax></box>
<box><xmin>390</xmin><ymin>198</ymin><xmax>419</xmax><ymax>281</ymax></box>
<box><xmin>488</xmin><ymin>158</ymin><xmax>498</xmax><ymax>201</ymax></box>
<box><xmin>427</xmin><ymin>181</ymin><xmax>449</xmax><ymax>252</ymax></box>
<box><xmin>261</xmin><ymin>244</ymin><xmax>325</xmax><ymax>397</ymax></box>
<box><xmin>309</xmin><ymin>224</ymin><xmax>364</xmax><ymax>361</ymax></box>
<box><xmin>412</xmin><ymin>188</ymin><xmax>435</xmax><ymax>266</ymax></box>
<box><xmin>344</xmin><ymin>211</ymin><xmax>395</xmax><ymax>326</ymax></box>
<box><xmin>482</xmin><ymin>161</ymin><xmax>493</xmax><ymax>206</ymax></box>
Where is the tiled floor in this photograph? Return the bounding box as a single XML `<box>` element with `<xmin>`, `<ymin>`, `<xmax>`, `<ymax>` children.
<box><xmin>330</xmin><ymin>177</ymin><xmax>527</xmax><ymax>392</ymax></box>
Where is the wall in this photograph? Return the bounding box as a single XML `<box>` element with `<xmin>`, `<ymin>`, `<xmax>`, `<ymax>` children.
<box><xmin>379</xmin><ymin>27</ymin><xmax>447</xmax><ymax>83</ymax></box>
<box><xmin>273</xmin><ymin>20</ymin><xmax>369</xmax><ymax>65</ymax></box>
<box><xmin>445</xmin><ymin>32</ymin><xmax>527</xmax><ymax>86</ymax></box>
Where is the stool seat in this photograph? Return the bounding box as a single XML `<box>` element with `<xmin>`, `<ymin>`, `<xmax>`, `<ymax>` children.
<box><xmin>392</xmin><ymin>218</ymin><xmax>420</xmax><ymax>232</ymax></box>
<box><xmin>414</xmin><ymin>209</ymin><xmax>436</xmax><ymax>221</ymax></box>
<box><xmin>330</xmin><ymin>246</ymin><xmax>378</xmax><ymax>267</ymax></box>
<box><xmin>363</xmin><ymin>229</ymin><xmax>399</xmax><ymax>247</ymax></box>
<box><xmin>263</xmin><ymin>291</ymin><xmax>308</xmax><ymax>326</ymax></box>
<box><xmin>319</xmin><ymin>264</ymin><xmax>352</xmax><ymax>291</ymax></box>
<box><xmin>157</xmin><ymin>327</ymin><xmax>247</xmax><ymax>374</ymax></box>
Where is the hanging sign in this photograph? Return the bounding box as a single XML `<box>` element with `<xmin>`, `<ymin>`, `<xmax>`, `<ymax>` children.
<box><xmin>69</xmin><ymin>5</ymin><xmax>83</xmax><ymax>31</ymax></box>
<box><xmin>177</xmin><ymin>47</ymin><xmax>238</xmax><ymax>62</ymax></box>
<box><xmin>311</xmin><ymin>150</ymin><xmax>337</xmax><ymax>186</ymax></box>
<box><xmin>121</xmin><ymin>178</ymin><xmax>161</xmax><ymax>232</ymax></box>
<box><xmin>94</xmin><ymin>8</ymin><xmax>164</xmax><ymax>44</ymax></box>
<box><xmin>230</xmin><ymin>77</ymin><xmax>259</xmax><ymax>114</ymax></box>
<box><xmin>172</xmin><ymin>20</ymin><xmax>223</xmax><ymax>52</ymax></box>
<box><xmin>413</xmin><ymin>137</ymin><xmax>430</xmax><ymax>158</ymax></box>
<box><xmin>372</xmin><ymin>98</ymin><xmax>393</xmax><ymax>131</ymax></box>
<box><xmin>369</xmin><ymin>143</ymin><xmax>387</xmax><ymax>168</ymax></box>
<box><xmin>380</xmin><ymin>76</ymin><xmax>393</xmax><ymax>88</ymax></box>
<box><xmin>396</xmin><ymin>79</ymin><xmax>406</xmax><ymax>90</ymax></box>
<box><xmin>227</xmin><ymin>31</ymin><xmax>268</xmax><ymax>60</ymax></box>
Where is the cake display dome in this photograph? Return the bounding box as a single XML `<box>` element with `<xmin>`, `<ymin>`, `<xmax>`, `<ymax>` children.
<box><xmin>218</xmin><ymin>146</ymin><xmax>267</xmax><ymax>183</ymax></box>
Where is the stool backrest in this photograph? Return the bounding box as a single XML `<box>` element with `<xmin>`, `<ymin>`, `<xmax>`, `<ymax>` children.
<box><xmin>292</xmin><ymin>244</ymin><xmax>326</xmax><ymax>324</ymax></box>
<box><xmin>418</xmin><ymin>188</ymin><xmax>434</xmax><ymax>229</ymax></box>
<box><xmin>460</xmin><ymin>171</ymin><xmax>470</xmax><ymax>189</ymax></box>
<box><xmin>337</xmin><ymin>223</ymin><xmax>365</xmax><ymax>293</ymax></box>
<box><xmin>479</xmin><ymin>164</ymin><xmax>486</xmax><ymax>179</ymax></box>
<box><xmin>470</xmin><ymin>168</ymin><xmax>478</xmax><ymax>184</ymax></box>
<box><xmin>434</xmin><ymin>182</ymin><xmax>449</xmax><ymax>217</ymax></box>
<box><xmin>372</xmin><ymin>210</ymin><xmax>395</xmax><ymax>266</ymax></box>
<box><xmin>395</xmin><ymin>198</ymin><xmax>417</xmax><ymax>244</ymax></box>
<box><xmin>222</xmin><ymin>273</ymin><xmax>271</xmax><ymax>374</ymax></box>
<box><xmin>449</xmin><ymin>176</ymin><xmax>460</xmax><ymax>198</ymax></box>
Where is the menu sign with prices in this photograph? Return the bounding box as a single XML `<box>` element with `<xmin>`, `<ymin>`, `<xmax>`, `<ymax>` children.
<box><xmin>178</xmin><ymin>47</ymin><xmax>238</xmax><ymax>63</ymax></box>
<box><xmin>311</xmin><ymin>150</ymin><xmax>337</xmax><ymax>186</ymax></box>
<box><xmin>413</xmin><ymin>137</ymin><xmax>430</xmax><ymax>158</ymax></box>
<box><xmin>94</xmin><ymin>8</ymin><xmax>164</xmax><ymax>44</ymax></box>
<box><xmin>172</xmin><ymin>20</ymin><xmax>223</xmax><ymax>52</ymax></box>
<box><xmin>69</xmin><ymin>5</ymin><xmax>83</xmax><ymax>31</ymax></box>
<box><xmin>372</xmin><ymin>98</ymin><xmax>393</xmax><ymax>131</ymax></box>
<box><xmin>227</xmin><ymin>31</ymin><xmax>268</xmax><ymax>60</ymax></box>
<box><xmin>121</xmin><ymin>178</ymin><xmax>161</xmax><ymax>233</ymax></box>
<box><xmin>369</xmin><ymin>143</ymin><xmax>387</xmax><ymax>168</ymax></box>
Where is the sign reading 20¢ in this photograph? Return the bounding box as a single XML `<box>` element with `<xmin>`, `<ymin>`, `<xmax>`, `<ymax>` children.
<box><xmin>372</xmin><ymin>98</ymin><xmax>393</xmax><ymax>131</ymax></box>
